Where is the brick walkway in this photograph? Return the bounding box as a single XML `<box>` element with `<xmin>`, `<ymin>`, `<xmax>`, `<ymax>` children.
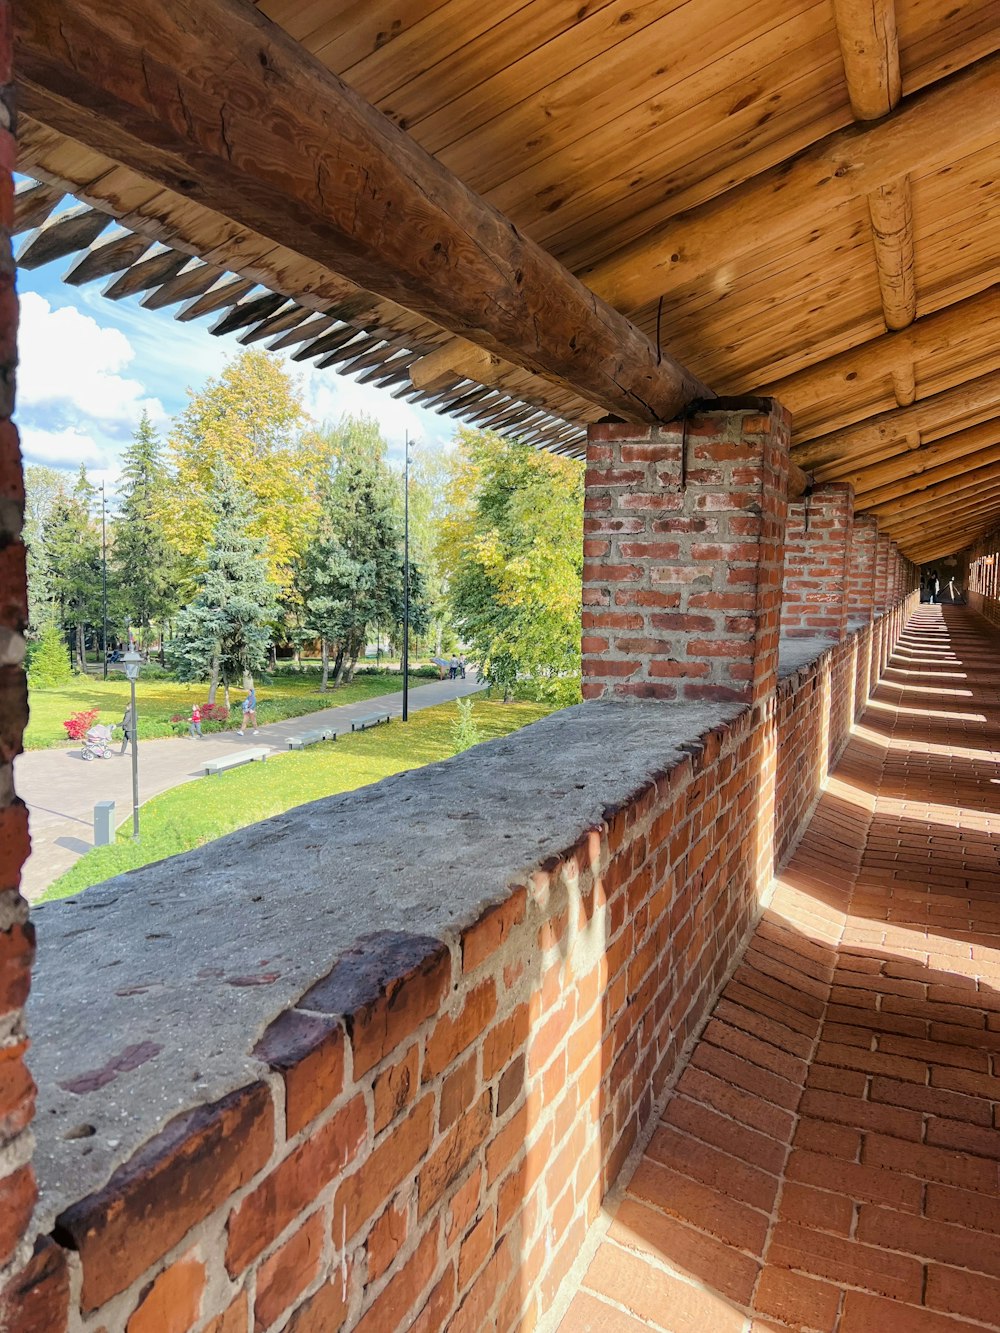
<box><xmin>560</xmin><ymin>606</ymin><xmax>1000</xmax><ymax>1333</ymax></box>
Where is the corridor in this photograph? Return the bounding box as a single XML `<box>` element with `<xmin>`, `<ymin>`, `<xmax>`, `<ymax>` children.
<box><xmin>560</xmin><ymin>607</ymin><xmax>1000</xmax><ymax>1332</ymax></box>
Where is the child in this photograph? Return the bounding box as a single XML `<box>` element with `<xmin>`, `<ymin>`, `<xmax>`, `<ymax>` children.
<box><xmin>189</xmin><ymin>702</ymin><xmax>202</xmax><ymax>738</ymax></box>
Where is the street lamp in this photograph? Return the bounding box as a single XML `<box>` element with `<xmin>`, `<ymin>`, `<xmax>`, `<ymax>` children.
<box><xmin>402</xmin><ymin>432</ymin><xmax>411</xmax><ymax>722</ymax></box>
<box><xmin>123</xmin><ymin>647</ymin><xmax>142</xmax><ymax>840</ymax></box>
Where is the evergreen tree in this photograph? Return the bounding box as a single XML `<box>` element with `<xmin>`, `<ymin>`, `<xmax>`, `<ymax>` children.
<box><xmin>169</xmin><ymin>461</ymin><xmax>278</xmax><ymax>703</ymax></box>
<box><xmin>297</xmin><ymin>535</ymin><xmax>365</xmax><ymax>691</ymax></box>
<box><xmin>46</xmin><ymin>465</ymin><xmax>101</xmax><ymax>671</ymax></box>
<box><xmin>28</xmin><ymin>622</ymin><xmax>73</xmax><ymax>687</ymax></box>
<box><xmin>438</xmin><ymin>430</ymin><xmax>584</xmax><ymax>703</ymax></box>
<box><xmin>23</xmin><ymin>465</ymin><xmax>66</xmax><ymax>635</ymax></box>
<box><xmin>112</xmin><ymin>411</ymin><xmax>181</xmax><ymax>646</ymax></box>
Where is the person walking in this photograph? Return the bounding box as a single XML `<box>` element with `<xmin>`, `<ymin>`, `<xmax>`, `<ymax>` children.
<box><xmin>119</xmin><ymin>704</ymin><xmax>133</xmax><ymax>755</ymax></box>
<box><xmin>449</xmin><ymin>656</ymin><xmax>459</xmax><ymax>680</ymax></box>
<box><xmin>189</xmin><ymin>702</ymin><xmax>202</xmax><ymax>739</ymax></box>
<box><xmin>238</xmin><ymin>686</ymin><xmax>259</xmax><ymax>735</ymax></box>
<box><xmin>459</xmin><ymin>654</ymin><xmax>467</xmax><ymax>680</ymax></box>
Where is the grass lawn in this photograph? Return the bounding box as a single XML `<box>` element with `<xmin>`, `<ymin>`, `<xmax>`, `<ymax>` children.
<box><xmin>41</xmin><ymin>697</ymin><xmax>554</xmax><ymax>901</ymax></box>
<box><xmin>25</xmin><ymin>669</ymin><xmax>435</xmax><ymax>750</ymax></box>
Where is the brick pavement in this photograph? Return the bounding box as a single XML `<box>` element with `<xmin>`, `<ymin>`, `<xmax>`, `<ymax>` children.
<box><xmin>559</xmin><ymin>606</ymin><xmax>1000</xmax><ymax>1332</ymax></box>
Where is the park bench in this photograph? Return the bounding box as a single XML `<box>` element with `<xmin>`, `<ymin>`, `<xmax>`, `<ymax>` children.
<box><xmin>285</xmin><ymin>726</ymin><xmax>339</xmax><ymax>750</ymax></box>
<box><xmin>203</xmin><ymin>748</ymin><xmax>269</xmax><ymax>776</ymax></box>
<box><xmin>351</xmin><ymin>711</ymin><xmax>391</xmax><ymax>732</ymax></box>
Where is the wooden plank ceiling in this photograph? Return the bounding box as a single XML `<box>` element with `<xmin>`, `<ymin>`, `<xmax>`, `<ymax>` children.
<box><xmin>13</xmin><ymin>0</ymin><xmax>1000</xmax><ymax>561</ymax></box>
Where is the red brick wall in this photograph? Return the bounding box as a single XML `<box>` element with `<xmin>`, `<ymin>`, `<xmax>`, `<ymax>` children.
<box><xmin>848</xmin><ymin>514</ymin><xmax>878</xmax><ymax>622</ymax></box>
<box><xmin>4</xmin><ymin>581</ymin><xmax>919</xmax><ymax>1333</ymax></box>
<box><xmin>0</xmin><ymin>0</ymin><xmax>39</xmax><ymax>1315</ymax></box>
<box><xmin>582</xmin><ymin>402</ymin><xmax>789</xmax><ymax>705</ymax></box>
<box><xmin>779</xmin><ymin>483</ymin><xmax>853</xmax><ymax>640</ymax></box>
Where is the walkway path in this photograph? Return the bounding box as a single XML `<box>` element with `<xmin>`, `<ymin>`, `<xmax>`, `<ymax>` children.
<box><xmin>560</xmin><ymin>606</ymin><xmax>1000</xmax><ymax>1332</ymax></box>
<box><xmin>15</xmin><ymin>673</ymin><xmax>484</xmax><ymax>901</ymax></box>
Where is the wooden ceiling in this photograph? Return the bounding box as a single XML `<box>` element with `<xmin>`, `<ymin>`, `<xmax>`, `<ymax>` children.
<box><xmin>13</xmin><ymin>0</ymin><xmax>1000</xmax><ymax>561</ymax></box>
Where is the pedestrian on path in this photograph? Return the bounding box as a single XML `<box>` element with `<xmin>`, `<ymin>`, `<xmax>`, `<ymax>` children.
<box><xmin>238</xmin><ymin>686</ymin><xmax>259</xmax><ymax>735</ymax></box>
<box><xmin>189</xmin><ymin>703</ymin><xmax>202</xmax><ymax>739</ymax></box>
<box><xmin>459</xmin><ymin>655</ymin><xmax>467</xmax><ymax>679</ymax></box>
<box><xmin>119</xmin><ymin>705</ymin><xmax>134</xmax><ymax>755</ymax></box>
<box><xmin>449</xmin><ymin>656</ymin><xmax>459</xmax><ymax>680</ymax></box>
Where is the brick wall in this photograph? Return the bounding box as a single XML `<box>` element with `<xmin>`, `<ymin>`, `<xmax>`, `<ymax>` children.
<box><xmin>582</xmin><ymin>401</ymin><xmax>789</xmax><ymax>705</ymax></box>
<box><xmin>1</xmin><ymin>582</ymin><xmax>919</xmax><ymax>1333</ymax></box>
<box><xmin>779</xmin><ymin>483</ymin><xmax>853</xmax><ymax>639</ymax></box>
<box><xmin>0</xmin><ymin>0</ymin><xmax>38</xmax><ymax>1316</ymax></box>
<box><xmin>848</xmin><ymin>514</ymin><xmax>878</xmax><ymax>622</ymax></box>
<box><xmin>966</xmin><ymin>526</ymin><xmax>1000</xmax><ymax>627</ymax></box>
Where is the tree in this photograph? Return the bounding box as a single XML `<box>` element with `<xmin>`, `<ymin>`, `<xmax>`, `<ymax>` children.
<box><xmin>299</xmin><ymin>415</ymin><xmax>407</xmax><ymax>685</ymax></box>
<box><xmin>438</xmin><ymin>430</ymin><xmax>584</xmax><ymax>703</ymax></box>
<box><xmin>45</xmin><ymin>465</ymin><xmax>101</xmax><ymax>671</ymax></box>
<box><xmin>23</xmin><ymin>464</ymin><xmax>66</xmax><ymax>635</ymax></box>
<box><xmin>168</xmin><ymin>349</ymin><xmax>329</xmax><ymax>595</ymax></box>
<box><xmin>169</xmin><ymin>460</ymin><xmax>278</xmax><ymax>703</ymax></box>
<box><xmin>112</xmin><ymin>411</ymin><xmax>182</xmax><ymax>647</ymax></box>
<box><xmin>28</xmin><ymin>622</ymin><xmax>73</xmax><ymax>687</ymax></box>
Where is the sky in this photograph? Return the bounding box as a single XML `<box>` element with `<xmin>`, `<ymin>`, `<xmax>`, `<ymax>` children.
<box><xmin>15</xmin><ymin>189</ymin><xmax>454</xmax><ymax>499</ymax></box>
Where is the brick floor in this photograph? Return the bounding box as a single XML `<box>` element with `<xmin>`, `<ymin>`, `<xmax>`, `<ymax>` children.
<box><xmin>559</xmin><ymin>607</ymin><xmax>1000</xmax><ymax>1333</ymax></box>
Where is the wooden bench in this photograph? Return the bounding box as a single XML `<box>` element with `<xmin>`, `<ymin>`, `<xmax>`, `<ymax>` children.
<box><xmin>351</xmin><ymin>712</ymin><xmax>391</xmax><ymax>732</ymax></box>
<box><xmin>285</xmin><ymin>726</ymin><xmax>338</xmax><ymax>750</ymax></box>
<box><xmin>203</xmin><ymin>747</ymin><xmax>269</xmax><ymax>775</ymax></box>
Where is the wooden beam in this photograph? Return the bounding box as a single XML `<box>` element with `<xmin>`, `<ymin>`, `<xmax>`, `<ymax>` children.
<box><xmin>16</xmin><ymin>203</ymin><xmax>109</xmax><ymax>268</ymax></box>
<box><xmin>891</xmin><ymin>362</ymin><xmax>916</xmax><ymax>407</ymax></box>
<box><xmin>768</xmin><ymin>286</ymin><xmax>1000</xmax><ymax>421</ymax></box>
<box><xmin>793</xmin><ymin>370</ymin><xmax>1000</xmax><ymax>471</ymax></box>
<box><xmin>13</xmin><ymin>178</ymin><xmax>62</xmax><ymax>233</ymax></box>
<box><xmin>860</xmin><ymin>442</ymin><xmax>1000</xmax><ymax>511</ymax></box>
<box><xmin>409</xmin><ymin>341</ymin><xmax>510</xmax><ymax>392</ymax></box>
<box><xmin>887</xmin><ymin>488</ymin><xmax>1000</xmax><ymax>541</ymax></box>
<box><xmin>867</xmin><ymin>177</ymin><xmax>915</xmax><ymax>331</ymax></box>
<box><xmin>16</xmin><ymin>0</ymin><xmax>710</xmax><ymax>425</ymax></box>
<box><xmin>865</xmin><ymin>453</ymin><xmax>1000</xmax><ymax>519</ymax></box>
<box><xmin>831</xmin><ymin>0</ymin><xmax>901</xmax><ymax>121</ymax></box>
<box><xmin>581</xmin><ymin>53</ymin><xmax>999</xmax><ymax>313</ymax></box>
<box><xmin>844</xmin><ymin>419</ymin><xmax>1000</xmax><ymax>498</ymax></box>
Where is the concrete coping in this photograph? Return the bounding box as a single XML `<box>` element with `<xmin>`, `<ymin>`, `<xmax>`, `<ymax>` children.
<box><xmin>27</xmin><ymin>696</ymin><xmax>744</xmax><ymax>1234</ymax></box>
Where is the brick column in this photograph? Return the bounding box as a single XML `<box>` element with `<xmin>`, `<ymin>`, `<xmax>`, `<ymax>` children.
<box><xmin>0</xmin><ymin>1</ymin><xmax>39</xmax><ymax>1313</ymax></box>
<box><xmin>582</xmin><ymin>399</ymin><xmax>789</xmax><ymax>705</ymax></box>
<box><xmin>779</xmin><ymin>482</ymin><xmax>854</xmax><ymax>641</ymax></box>
<box><xmin>849</xmin><ymin>515</ymin><xmax>878</xmax><ymax>622</ymax></box>
<box><xmin>874</xmin><ymin>533</ymin><xmax>893</xmax><ymax>614</ymax></box>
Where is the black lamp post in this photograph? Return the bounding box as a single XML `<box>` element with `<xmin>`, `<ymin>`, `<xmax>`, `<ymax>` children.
<box><xmin>123</xmin><ymin>647</ymin><xmax>142</xmax><ymax>840</ymax></box>
<box><xmin>101</xmin><ymin>481</ymin><xmax>109</xmax><ymax>681</ymax></box>
<box><xmin>402</xmin><ymin>432</ymin><xmax>410</xmax><ymax>723</ymax></box>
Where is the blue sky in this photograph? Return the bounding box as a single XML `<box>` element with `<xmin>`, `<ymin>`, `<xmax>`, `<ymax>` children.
<box><xmin>15</xmin><ymin>198</ymin><xmax>453</xmax><ymax>498</ymax></box>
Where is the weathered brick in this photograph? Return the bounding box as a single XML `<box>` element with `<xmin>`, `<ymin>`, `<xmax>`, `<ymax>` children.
<box><xmin>127</xmin><ymin>1252</ymin><xmax>205</xmax><ymax>1333</ymax></box>
<box><xmin>254</xmin><ymin>1209</ymin><xmax>325</xmax><ymax>1330</ymax></box>
<box><xmin>332</xmin><ymin>1095</ymin><xmax>433</xmax><ymax>1241</ymax></box>
<box><xmin>0</xmin><ymin>1236</ymin><xmax>70</xmax><ymax>1333</ymax></box>
<box><xmin>254</xmin><ymin>1009</ymin><xmax>345</xmax><ymax>1138</ymax></box>
<box><xmin>423</xmin><ymin>980</ymin><xmax>497</xmax><ymax>1081</ymax></box>
<box><xmin>461</xmin><ymin>888</ymin><xmax>525</xmax><ymax>973</ymax></box>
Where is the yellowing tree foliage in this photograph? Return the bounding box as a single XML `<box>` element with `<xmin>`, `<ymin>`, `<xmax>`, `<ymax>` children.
<box><xmin>168</xmin><ymin>349</ymin><xmax>330</xmax><ymax>593</ymax></box>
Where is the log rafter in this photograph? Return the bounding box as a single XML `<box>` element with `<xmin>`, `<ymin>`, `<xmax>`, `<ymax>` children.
<box><xmin>831</xmin><ymin>0</ymin><xmax>902</xmax><ymax>121</ymax></box>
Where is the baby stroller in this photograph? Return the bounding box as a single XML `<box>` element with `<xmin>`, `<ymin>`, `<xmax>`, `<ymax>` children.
<box><xmin>82</xmin><ymin>723</ymin><xmax>115</xmax><ymax>761</ymax></box>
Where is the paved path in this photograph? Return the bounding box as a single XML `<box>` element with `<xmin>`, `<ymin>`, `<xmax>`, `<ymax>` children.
<box><xmin>15</xmin><ymin>673</ymin><xmax>484</xmax><ymax>900</ymax></box>
<box><xmin>560</xmin><ymin>606</ymin><xmax>1000</xmax><ymax>1333</ymax></box>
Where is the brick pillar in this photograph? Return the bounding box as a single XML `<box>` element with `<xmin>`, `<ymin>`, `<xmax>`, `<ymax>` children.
<box><xmin>874</xmin><ymin>533</ymin><xmax>893</xmax><ymax>614</ymax></box>
<box><xmin>779</xmin><ymin>482</ymin><xmax>854</xmax><ymax>641</ymax></box>
<box><xmin>582</xmin><ymin>399</ymin><xmax>789</xmax><ymax>705</ymax></box>
<box><xmin>849</xmin><ymin>514</ymin><xmax>878</xmax><ymax>622</ymax></box>
<box><xmin>0</xmin><ymin>0</ymin><xmax>37</xmax><ymax>1307</ymax></box>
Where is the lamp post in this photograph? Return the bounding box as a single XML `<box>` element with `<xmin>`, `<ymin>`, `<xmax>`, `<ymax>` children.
<box><xmin>101</xmin><ymin>482</ymin><xmax>109</xmax><ymax>681</ymax></box>
<box><xmin>123</xmin><ymin>647</ymin><xmax>142</xmax><ymax>840</ymax></box>
<box><xmin>402</xmin><ymin>433</ymin><xmax>410</xmax><ymax>722</ymax></box>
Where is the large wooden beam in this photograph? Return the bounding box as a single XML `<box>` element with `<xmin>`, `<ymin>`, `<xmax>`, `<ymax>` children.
<box><xmin>887</xmin><ymin>488</ymin><xmax>1000</xmax><ymax>542</ymax></box>
<box><xmin>865</xmin><ymin>453</ymin><xmax>1000</xmax><ymax>519</ymax></box>
<box><xmin>832</xmin><ymin>0</ymin><xmax>901</xmax><ymax>121</ymax></box>
<box><xmin>16</xmin><ymin>0</ymin><xmax>709</xmax><ymax>425</ymax></box>
<box><xmin>582</xmin><ymin>54</ymin><xmax>999</xmax><ymax>313</ymax></box>
<box><xmin>770</xmin><ymin>286</ymin><xmax>1000</xmax><ymax>423</ymax></box>
<box><xmin>794</xmin><ymin>370</ymin><xmax>1000</xmax><ymax>471</ymax></box>
<box><xmin>867</xmin><ymin>177</ymin><xmax>915</xmax><ymax>331</ymax></box>
<box><xmin>840</xmin><ymin>418</ymin><xmax>1000</xmax><ymax>498</ymax></box>
<box><xmin>859</xmin><ymin>442</ymin><xmax>1000</xmax><ymax>511</ymax></box>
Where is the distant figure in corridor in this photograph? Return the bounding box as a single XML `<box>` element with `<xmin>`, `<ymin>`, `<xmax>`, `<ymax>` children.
<box><xmin>928</xmin><ymin>568</ymin><xmax>941</xmax><ymax>603</ymax></box>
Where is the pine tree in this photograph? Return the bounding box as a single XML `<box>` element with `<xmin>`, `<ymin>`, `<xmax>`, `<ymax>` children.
<box><xmin>297</xmin><ymin>535</ymin><xmax>365</xmax><ymax>691</ymax></box>
<box><xmin>46</xmin><ymin>465</ymin><xmax>101</xmax><ymax>671</ymax></box>
<box><xmin>112</xmin><ymin>411</ymin><xmax>180</xmax><ymax>647</ymax></box>
<box><xmin>23</xmin><ymin>465</ymin><xmax>66</xmax><ymax>635</ymax></box>
<box><xmin>169</xmin><ymin>460</ymin><xmax>278</xmax><ymax>703</ymax></box>
<box><xmin>28</xmin><ymin>622</ymin><xmax>73</xmax><ymax>687</ymax></box>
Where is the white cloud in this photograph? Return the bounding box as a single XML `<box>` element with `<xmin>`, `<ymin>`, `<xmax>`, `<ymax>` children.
<box><xmin>20</xmin><ymin>423</ymin><xmax>105</xmax><ymax>470</ymax></box>
<box><xmin>17</xmin><ymin>291</ymin><xmax>166</xmax><ymax>428</ymax></box>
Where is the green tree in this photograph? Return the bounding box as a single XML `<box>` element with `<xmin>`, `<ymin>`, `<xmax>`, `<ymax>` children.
<box><xmin>297</xmin><ymin>535</ymin><xmax>365</xmax><ymax>691</ymax></box>
<box><xmin>23</xmin><ymin>465</ymin><xmax>66</xmax><ymax>635</ymax></box>
<box><xmin>168</xmin><ymin>349</ymin><xmax>329</xmax><ymax>595</ymax></box>
<box><xmin>112</xmin><ymin>411</ymin><xmax>181</xmax><ymax>648</ymax></box>
<box><xmin>169</xmin><ymin>461</ymin><xmax>278</xmax><ymax>703</ymax></box>
<box><xmin>28</xmin><ymin>621</ymin><xmax>73</xmax><ymax>687</ymax></box>
<box><xmin>439</xmin><ymin>430</ymin><xmax>583</xmax><ymax>703</ymax></box>
<box><xmin>45</xmin><ymin>465</ymin><xmax>101</xmax><ymax>671</ymax></box>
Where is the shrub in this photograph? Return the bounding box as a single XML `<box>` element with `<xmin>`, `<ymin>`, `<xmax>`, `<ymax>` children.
<box><xmin>29</xmin><ymin>625</ymin><xmax>73</xmax><ymax>688</ymax></box>
<box><xmin>63</xmin><ymin>709</ymin><xmax>100</xmax><ymax>741</ymax></box>
<box><xmin>201</xmin><ymin>702</ymin><xmax>229</xmax><ymax>722</ymax></box>
<box><xmin>451</xmin><ymin>697</ymin><xmax>481</xmax><ymax>752</ymax></box>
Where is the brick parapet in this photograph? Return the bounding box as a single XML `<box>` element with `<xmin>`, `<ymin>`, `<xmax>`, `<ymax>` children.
<box><xmin>582</xmin><ymin>402</ymin><xmax>790</xmax><ymax>705</ymax></box>
<box><xmin>780</xmin><ymin>482</ymin><xmax>854</xmax><ymax>640</ymax></box>
<box><xmin>0</xmin><ymin>0</ymin><xmax>37</xmax><ymax>1313</ymax></box>
<box><xmin>848</xmin><ymin>514</ymin><xmax>878</xmax><ymax>621</ymax></box>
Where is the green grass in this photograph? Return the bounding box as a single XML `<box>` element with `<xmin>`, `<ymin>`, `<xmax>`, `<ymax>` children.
<box><xmin>41</xmin><ymin>697</ymin><xmax>553</xmax><ymax>901</ymax></box>
<box><xmin>25</xmin><ymin>670</ymin><xmax>435</xmax><ymax>750</ymax></box>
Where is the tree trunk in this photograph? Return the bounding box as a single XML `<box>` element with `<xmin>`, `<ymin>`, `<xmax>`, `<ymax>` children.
<box><xmin>293</xmin><ymin>644</ymin><xmax>301</xmax><ymax>667</ymax></box>
<box><xmin>159</xmin><ymin>626</ymin><xmax>166</xmax><ymax>668</ymax></box>
<box><xmin>320</xmin><ymin>639</ymin><xmax>329</xmax><ymax>692</ymax></box>
<box><xmin>207</xmin><ymin>653</ymin><xmax>220</xmax><ymax>705</ymax></box>
<box><xmin>269</xmin><ymin>643</ymin><xmax>277</xmax><ymax>670</ymax></box>
<box><xmin>224</xmin><ymin>682</ymin><xmax>231</xmax><ymax>709</ymax></box>
<box><xmin>346</xmin><ymin>654</ymin><xmax>358</xmax><ymax>683</ymax></box>
<box><xmin>75</xmin><ymin>622</ymin><xmax>85</xmax><ymax>672</ymax></box>
<box><xmin>242</xmin><ymin>670</ymin><xmax>254</xmax><ymax>690</ymax></box>
<box><xmin>333</xmin><ymin>645</ymin><xmax>347</xmax><ymax>688</ymax></box>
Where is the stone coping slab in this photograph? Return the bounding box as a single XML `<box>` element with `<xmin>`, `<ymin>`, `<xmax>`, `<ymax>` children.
<box><xmin>27</xmin><ymin>697</ymin><xmax>743</xmax><ymax>1233</ymax></box>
